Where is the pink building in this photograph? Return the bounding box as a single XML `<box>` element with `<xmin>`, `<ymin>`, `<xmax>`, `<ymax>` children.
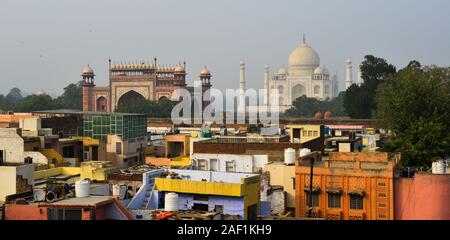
<box><xmin>394</xmin><ymin>172</ymin><xmax>450</xmax><ymax>220</ymax></box>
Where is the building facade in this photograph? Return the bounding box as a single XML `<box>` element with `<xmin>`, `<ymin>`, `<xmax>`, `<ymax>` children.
<box><xmin>81</xmin><ymin>61</ymin><xmax>212</xmax><ymax>112</ymax></box>
<box><xmin>295</xmin><ymin>152</ymin><xmax>400</xmax><ymax>220</ymax></box>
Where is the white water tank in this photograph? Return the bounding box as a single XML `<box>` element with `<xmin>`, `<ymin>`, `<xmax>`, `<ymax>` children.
<box><xmin>432</xmin><ymin>160</ymin><xmax>446</xmax><ymax>174</ymax></box>
<box><xmin>164</xmin><ymin>192</ymin><xmax>179</xmax><ymax>212</ymax></box>
<box><xmin>75</xmin><ymin>179</ymin><xmax>90</xmax><ymax>198</ymax></box>
<box><xmin>33</xmin><ymin>189</ymin><xmax>46</xmax><ymax>202</ymax></box>
<box><xmin>300</xmin><ymin>148</ymin><xmax>312</xmax><ymax>157</ymax></box>
<box><xmin>284</xmin><ymin>148</ymin><xmax>296</xmax><ymax>165</ymax></box>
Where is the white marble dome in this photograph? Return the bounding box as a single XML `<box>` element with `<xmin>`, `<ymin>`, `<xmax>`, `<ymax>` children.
<box><xmin>288</xmin><ymin>42</ymin><xmax>320</xmax><ymax>68</ymax></box>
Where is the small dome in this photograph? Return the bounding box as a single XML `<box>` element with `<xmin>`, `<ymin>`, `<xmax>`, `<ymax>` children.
<box><xmin>278</xmin><ymin>66</ymin><xmax>288</xmax><ymax>75</ymax></box>
<box><xmin>313</xmin><ymin>66</ymin><xmax>329</xmax><ymax>75</ymax></box>
<box><xmin>174</xmin><ymin>65</ymin><xmax>185</xmax><ymax>72</ymax></box>
<box><xmin>82</xmin><ymin>66</ymin><xmax>94</xmax><ymax>74</ymax></box>
<box><xmin>200</xmin><ymin>66</ymin><xmax>210</xmax><ymax>75</ymax></box>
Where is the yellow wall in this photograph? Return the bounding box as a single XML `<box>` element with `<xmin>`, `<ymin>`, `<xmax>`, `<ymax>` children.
<box><xmin>264</xmin><ymin>163</ymin><xmax>296</xmax><ymax>209</ymax></box>
<box><xmin>80</xmin><ymin>161</ymin><xmax>116</xmax><ymax>181</ymax></box>
<box><xmin>155</xmin><ymin>175</ymin><xmax>260</xmax><ymax>220</ymax></box>
<box><xmin>34</xmin><ymin>167</ymin><xmax>81</xmax><ymax>180</ymax></box>
<box><xmin>155</xmin><ymin>178</ymin><xmax>243</xmax><ymax>197</ymax></box>
<box><xmin>39</xmin><ymin>149</ymin><xmax>63</xmax><ymax>167</ymax></box>
<box><xmin>0</xmin><ymin>167</ymin><xmax>17</xmax><ymax>201</ymax></box>
<box><xmin>170</xmin><ymin>156</ymin><xmax>191</xmax><ymax>167</ymax></box>
<box><xmin>288</xmin><ymin>124</ymin><xmax>321</xmax><ymax>143</ymax></box>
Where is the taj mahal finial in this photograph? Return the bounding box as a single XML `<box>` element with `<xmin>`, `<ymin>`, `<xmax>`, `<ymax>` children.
<box><xmin>302</xmin><ymin>33</ymin><xmax>306</xmax><ymax>43</ymax></box>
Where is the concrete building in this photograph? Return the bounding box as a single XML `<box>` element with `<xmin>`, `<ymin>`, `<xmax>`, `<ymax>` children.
<box><xmin>153</xmin><ymin>169</ymin><xmax>260</xmax><ymax>220</ymax></box>
<box><xmin>4</xmin><ymin>195</ymin><xmax>133</xmax><ymax>220</ymax></box>
<box><xmin>0</xmin><ymin>163</ymin><xmax>34</xmax><ymax>202</ymax></box>
<box><xmin>295</xmin><ymin>152</ymin><xmax>400</xmax><ymax>220</ymax></box>
<box><xmin>394</xmin><ymin>172</ymin><xmax>450</xmax><ymax>220</ymax></box>
<box><xmin>264</xmin><ymin>162</ymin><xmax>296</xmax><ymax>211</ymax></box>
<box><xmin>33</xmin><ymin>110</ymin><xmax>148</xmax><ymax>168</ymax></box>
<box><xmin>193</xmin><ymin>137</ymin><xmax>303</xmax><ymax>162</ymax></box>
<box><xmin>191</xmin><ymin>153</ymin><xmax>268</xmax><ymax>173</ymax></box>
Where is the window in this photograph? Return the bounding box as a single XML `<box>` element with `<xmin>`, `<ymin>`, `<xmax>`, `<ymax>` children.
<box><xmin>0</xmin><ymin>150</ymin><xmax>4</xmax><ymax>164</ymax></box>
<box><xmin>197</xmin><ymin>159</ymin><xmax>207</xmax><ymax>170</ymax></box>
<box><xmin>308</xmin><ymin>130</ymin><xmax>313</xmax><ymax>137</ymax></box>
<box><xmin>313</xmin><ymin>131</ymin><xmax>318</xmax><ymax>137</ymax></box>
<box><xmin>306</xmin><ymin>192</ymin><xmax>319</xmax><ymax>207</ymax></box>
<box><xmin>328</xmin><ymin>193</ymin><xmax>341</xmax><ymax>208</ymax></box>
<box><xmin>210</xmin><ymin>159</ymin><xmax>218</xmax><ymax>171</ymax></box>
<box><xmin>314</xmin><ymin>86</ymin><xmax>320</xmax><ymax>94</ymax></box>
<box><xmin>116</xmin><ymin>142</ymin><xmax>122</xmax><ymax>154</ymax></box>
<box><xmin>292</xmin><ymin>178</ymin><xmax>296</xmax><ymax>190</ymax></box>
<box><xmin>350</xmin><ymin>195</ymin><xmax>364</xmax><ymax>210</ymax></box>
<box><xmin>193</xmin><ymin>195</ymin><xmax>209</xmax><ymax>201</ymax></box>
<box><xmin>48</xmin><ymin>208</ymin><xmax>83</xmax><ymax>220</ymax></box>
<box><xmin>226</xmin><ymin>161</ymin><xmax>235</xmax><ymax>172</ymax></box>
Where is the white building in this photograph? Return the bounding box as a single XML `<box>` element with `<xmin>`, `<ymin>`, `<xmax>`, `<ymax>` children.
<box><xmin>191</xmin><ymin>153</ymin><xmax>268</xmax><ymax>173</ymax></box>
<box><xmin>266</xmin><ymin>36</ymin><xmax>339</xmax><ymax>112</ymax></box>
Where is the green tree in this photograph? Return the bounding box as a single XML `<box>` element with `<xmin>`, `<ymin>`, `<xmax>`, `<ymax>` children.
<box><xmin>343</xmin><ymin>55</ymin><xmax>396</xmax><ymax>118</ymax></box>
<box><xmin>376</xmin><ymin>64</ymin><xmax>450</xmax><ymax>169</ymax></box>
<box><xmin>59</xmin><ymin>81</ymin><xmax>83</xmax><ymax>109</ymax></box>
<box><xmin>13</xmin><ymin>94</ymin><xmax>64</xmax><ymax>112</ymax></box>
<box><xmin>5</xmin><ymin>87</ymin><xmax>23</xmax><ymax>109</ymax></box>
<box><xmin>285</xmin><ymin>93</ymin><xmax>346</xmax><ymax>117</ymax></box>
<box><xmin>115</xmin><ymin>99</ymin><xmax>177</xmax><ymax>118</ymax></box>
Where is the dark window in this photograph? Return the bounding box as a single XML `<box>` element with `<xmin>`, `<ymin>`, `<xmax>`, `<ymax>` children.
<box><xmin>292</xmin><ymin>178</ymin><xmax>296</xmax><ymax>190</ymax></box>
<box><xmin>192</xmin><ymin>203</ymin><xmax>208</xmax><ymax>211</ymax></box>
<box><xmin>328</xmin><ymin>193</ymin><xmax>341</xmax><ymax>208</ymax></box>
<box><xmin>306</xmin><ymin>192</ymin><xmax>319</xmax><ymax>207</ymax></box>
<box><xmin>0</xmin><ymin>150</ymin><xmax>4</xmax><ymax>164</ymax></box>
<box><xmin>62</xmin><ymin>146</ymin><xmax>75</xmax><ymax>158</ymax></box>
<box><xmin>48</xmin><ymin>208</ymin><xmax>83</xmax><ymax>220</ymax></box>
<box><xmin>91</xmin><ymin>146</ymin><xmax>98</xmax><ymax>160</ymax></box>
<box><xmin>116</xmin><ymin>142</ymin><xmax>122</xmax><ymax>154</ymax></box>
<box><xmin>350</xmin><ymin>195</ymin><xmax>364</xmax><ymax>210</ymax></box>
<box><xmin>193</xmin><ymin>195</ymin><xmax>209</xmax><ymax>201</ymax></box>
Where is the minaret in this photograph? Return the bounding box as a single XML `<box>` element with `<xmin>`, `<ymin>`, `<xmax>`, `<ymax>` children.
<box><xmin>82</xmin><ymin>65</ymin><xmax>95</xmax><ymax>112</ymax></box>
<box><xmin>239</xmin><ymin>60</ymin><xmax>246</xmax><ymax>113</ymax></box>
<box><xmin>264</xmin><ymin>65</ymin><xmax>269</xmax><ymax>106</ymax></box>
<box><xmin>199</xmin><ymin>66</ymin><xmax>212</xmax><ymax>110</ymax></box>
<box><xmin>345</xmin><ymin>58</ymin><xmax>353</xmax><ymax>90</ymax></box>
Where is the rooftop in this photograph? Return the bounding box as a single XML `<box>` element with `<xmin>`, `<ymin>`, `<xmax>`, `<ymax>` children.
<box><xmin>46</xmin><ymin>196</ymin><xmax>114</xmax><ymax>206</ymax></box>
<box><xmin>32</xmin><ymin>109</ymin><xmax>145</xmax><ymax>116</ymax></box>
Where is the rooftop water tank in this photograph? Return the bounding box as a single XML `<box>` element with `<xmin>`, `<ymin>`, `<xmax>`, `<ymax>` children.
<box><xmin>432</xmin><ymin>160</ymin><xmax>446</xmax><ymax>174</ymax></box>
<box><xmin>33</xmin><ymin>189</ymin><xmax>46</xmax><ymax>202</ymax></box>
<box><xmin>284</xmin><ymin>148</ymin><xmax>296</xmax><ymax>165</ymax></box>
<box><xmin>300</xmin><ymin>148</ymin><xmax>312</xmax><ymax>158</ymax></box>
<box><xmin>75</xmin><ymin>179</ymin><xmax>90</xmax><ymax>198</ymax></box>
<box><xmin>164</xmin><ymin>192</ymin><xmax>179</xmax><ymax>212</ymax></box>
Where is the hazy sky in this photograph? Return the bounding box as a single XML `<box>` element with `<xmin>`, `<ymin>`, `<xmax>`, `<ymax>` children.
<box><xmin>1</xmin><ymin>0</ymin><xmax>449</xmax><ymax>96</ymax></box>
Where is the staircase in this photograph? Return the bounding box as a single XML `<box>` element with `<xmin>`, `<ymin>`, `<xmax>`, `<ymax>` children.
<box><xmin>141</xmin><ymin>183</ymin><xmax>155</xmax><ymax>208</ymax></box>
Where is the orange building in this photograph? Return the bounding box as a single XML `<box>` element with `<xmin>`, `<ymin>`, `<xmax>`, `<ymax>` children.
<box><xmin>295</xmin><ymin>152</ymin><xmax>400</xmax><ymax>220</ymax></box>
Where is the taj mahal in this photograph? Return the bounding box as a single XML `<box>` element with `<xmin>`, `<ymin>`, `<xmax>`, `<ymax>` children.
<box><xmin>261</xmin><ymin>36</ymin><xmax>353</xmax><ymax>112</ymax></box>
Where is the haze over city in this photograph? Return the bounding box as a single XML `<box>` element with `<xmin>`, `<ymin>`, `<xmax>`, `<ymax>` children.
<box><xmin>0</xmin><ymin>0</ymin><xmax>449</xmax><ymax>96</ymax></box>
